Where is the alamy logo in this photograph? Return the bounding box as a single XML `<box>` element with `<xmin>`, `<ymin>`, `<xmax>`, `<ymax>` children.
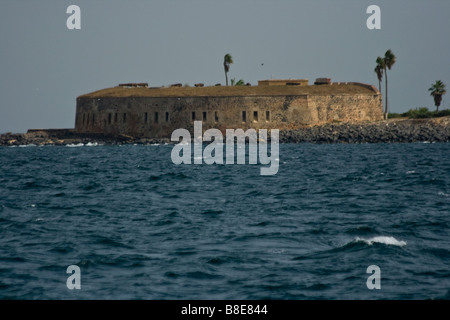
<box><xmin>66</xmin><ymin>265</ymin><xmax>81</xmax><ymax>290</ymax></box>
<box><xmin>366</xmin><ymin>5</ymin><xmax>381</xmax><ymax>30</ymax></box>
<box><xmin>171</xmin><ymin>121</ymin><xmax>279</xmax><ymax>175</ymax></box>
<box><xmin>66</xmin><ymin>5</ymin><xmax>81</xmax><ymax>30</ymax></box>
<box><xmin>366</xmin><ymin>265</ymin><xmax>381</xmax><ymax>289</ymax></box>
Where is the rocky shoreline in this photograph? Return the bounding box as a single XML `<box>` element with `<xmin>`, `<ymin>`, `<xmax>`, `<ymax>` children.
<box><xmin>279</xmin><ymin>117</ymin><xmax>450</xmax><ymax>144</ymax></box>
<box><xmin>1</xmin><ymin>117</ymin><xmax>449</xmax><ymax>146</ymax></box>
<box><xmin>0</xmin><ymin>131</ymin><xmax>170</xmax><ymax>147</ymax></box>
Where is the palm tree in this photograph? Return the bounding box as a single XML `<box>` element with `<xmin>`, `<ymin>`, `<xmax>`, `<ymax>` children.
<box><xmin>231</xmin><ymin>78</ymin><xmax>245</xmax><ymax>86</ymax></box>
<box><xmin>374</xmin><ymin>57</ymin><xmax>384</xmax><ymax>93</ymax></box>
<box><xmin>428</xmin><ymin>80</ymin><xmax>447</xmax><ymax>112</ymax></box>
<box><xmin>223</xmin><ymin>54</ymin><xmax>233</xmax><ymax>86</ymax></box>
<box><xmin>383</xmin><ymin>49</ymin><xmax>396</xmax><ymax>119</ymax></box>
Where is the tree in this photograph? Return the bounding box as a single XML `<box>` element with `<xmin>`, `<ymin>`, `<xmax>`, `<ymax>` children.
<box><xmin>428</xmin><ymin>80</ymin><xmax>447</xmax><ymax>112</ymax></box>
<box><xmin>223</xmin><ymin>53</ymin><xmax>233</xmax><ymax>86</ymax></box>
<box><xmin>374</xmin><ymin>57</ymin><xmax>384</xmax><ymax>93</ymax></box>
<box><xmin>382</xmin><ymin>49</ymin><xmax>396</xmax><ymax>120</ymax></box>
<box><xmin>231</xmin><ymin>78</ymin><xmax>245</xmax><ymax>86</ymax></box>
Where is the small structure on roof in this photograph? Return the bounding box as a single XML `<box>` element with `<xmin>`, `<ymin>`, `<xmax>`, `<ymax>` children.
<box><xmin>314</xmin><ymin>78</ymin><xmax>331</xmax><ymax>85</ymax></box>
<box><xmin>118</xmin><ymin>83</ymin><xmax>148</xmax><ymax>88</ymax></box>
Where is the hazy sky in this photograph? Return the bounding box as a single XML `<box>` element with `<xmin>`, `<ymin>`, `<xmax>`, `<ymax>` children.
<box><xmin>1</xmin><ymin>0</ymin><xmax>449</xmax><ymax>133</ymax></box>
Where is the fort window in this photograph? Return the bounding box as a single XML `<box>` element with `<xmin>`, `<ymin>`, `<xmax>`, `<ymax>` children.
<box><xmin>253</xmin><ymin>111</ymin><xmax>258</xmax><ymax>122</ymax></box>
<box><xmin>115</xmin><ymin>113</ymin><xmax>118</xmax><ymax>123</ymax></box>
<box><xmin>266</xmin><ymin>111</ymin><xmax>270</xmax><ymax>122</ymax></box>
<box><xmin>165</xmin><ymin>112</ymin><xmax>169</xmax><ymax>122</ymax></box>
<box><xmin>192</xmin><ymin>112</ymin><xmax>196</xmax><ymax>121</ymax></box>
<box><xmin>144</xmin><ymin>112</ymin><xmax>148</xmax><ymax>123</ymax></box>
<box><xmin>215</xmin><ymin>111</ymin><xmax>218</xmax><ymax>123</ymax></box>
<box><xmin>203</xmin><ymin>112</ymin><xmax>207</xmax><ymax>121</ymax></box>
<box><xmin>108</xmin><ymin>113</ymin><xmax>112</xmax><ymax>125</ymax></box>
<box><xmin>155</xmin><ymin>112</ymin><xmax>159</xmax><ymax>123</ymax></box>
<box><xmin>123</xmin><ymin>113</ymin><xmax>127</xmax><ymax>123</ymax></box>
<box><xmin>242</xmin><ymin>111</ymin><xmax>247</xmax><ymax>122</ymax></box>
<box><xmin>92</xmin><ymin>114</ymin><xmax>95</xmax><ymax>124</ymax></box>
<box><xmin>83</xmin><ymin>114</ymin><xmax>85</xmax><ymax>125</ymax></box>
<box><xmin>87</xmin><ymin>114</ymin><xmax>89</xmax><ymax>125</ymax></box>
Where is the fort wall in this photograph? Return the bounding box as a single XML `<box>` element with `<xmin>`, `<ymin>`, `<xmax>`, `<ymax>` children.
<box><xmin>75</xmin><ymin>89</ymin><xmax>383</xmax><ymax>138</ymax></box>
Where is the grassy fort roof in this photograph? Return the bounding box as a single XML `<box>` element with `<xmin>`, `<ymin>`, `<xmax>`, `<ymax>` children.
<box><xmin>79</xmin><ymin>82</ymin><xmax>379</xmax><ymax>99</ymax></box>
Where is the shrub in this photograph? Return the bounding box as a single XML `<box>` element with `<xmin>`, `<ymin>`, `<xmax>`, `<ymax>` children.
<box><xmin>389</xmin><ymin>108</ymin><xmax>450</xmax><ymax>119</ymax></box>
<box><xmin>388</xmin><ymin>112</ymin><xmax>403</xmax><ymax>119</ymax></box>
<box><xmin>433</xmin><ymin>109</ymin><xmax>450</xmax><ymax>117</ymax></box>
<box><xmin>403</xmin><ymin>107</ymin><xmax>432</xmax><ymax>119</ymax></box>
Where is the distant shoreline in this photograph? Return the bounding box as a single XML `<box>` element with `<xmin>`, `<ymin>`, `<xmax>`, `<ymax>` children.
<box><xmin>1</xmin><ymin>117</ymin><xmax>449</xmax><ymax>146</ymax></box>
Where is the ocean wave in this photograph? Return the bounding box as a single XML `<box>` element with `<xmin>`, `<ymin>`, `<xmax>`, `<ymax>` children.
<box><xmin>352</xmin><ymin>236</ymin><xmax>407</xmax><ymax>247</ymax></box>
<box><xmin>66</xmin><ymin>143</ymin><xmax>84</xmax><ymax>147</ymax></box>
<box><xmin>18</xmin><ymin>144</ymin><xmax>37</xmax><ymax>147</ymax></box>
<box><xmin>64</xmin><ymin>142</ymin><xmax>101</xmax><ymax>147</ymax></box>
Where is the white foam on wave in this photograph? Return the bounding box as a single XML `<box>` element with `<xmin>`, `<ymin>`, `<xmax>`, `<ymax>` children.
<box><xmin>354</xmin><ymin>236</ymin><xmax>407</xmax><ymax>247</ymax></box>
<box><xmin>66</xmin><ymin>143</ymin><xmax>84</xmax><ymax>147</ymax></box>
<box><xmin>19</xmin><ymin>144</ymin><xmax>37</xmax><ymax>147</ymax></box>
<box><xmin>85</xmin><ymin>142</ymin><xmax>99</xmax><ymax>147</ymax></box>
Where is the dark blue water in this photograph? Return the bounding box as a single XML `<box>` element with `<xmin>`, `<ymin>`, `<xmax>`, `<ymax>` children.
<box><xmin>0</xmin><ymin>143</ymin><xmax>449</xmax><ymax>300</ymax></box>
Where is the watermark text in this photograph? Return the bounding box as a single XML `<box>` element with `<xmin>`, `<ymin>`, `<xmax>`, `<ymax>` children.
<box><xmin>171</xmin><ymin>121</ymin><xmax>279</xmax><ymax>175</ymax></box>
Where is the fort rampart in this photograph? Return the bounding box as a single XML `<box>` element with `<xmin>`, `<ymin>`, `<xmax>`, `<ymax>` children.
<box><xmin>75</xmin><ymin>81</ymin><xmax>383</xmax><ymax>138</ymax></box>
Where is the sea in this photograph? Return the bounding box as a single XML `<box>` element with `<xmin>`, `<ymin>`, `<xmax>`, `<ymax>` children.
<box><xmin>0</xmin><ymin>142</ymin><xmax>449</xmax><ymax>300</ymax></box>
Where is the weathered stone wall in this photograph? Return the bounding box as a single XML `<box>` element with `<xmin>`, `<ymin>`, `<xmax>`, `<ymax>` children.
<box><xmin>309</xmin><ymin>94</ymin><xmax>383</xmax><ymax>123</ymax></box>
<box><xmin>75</xmin><ymin>93</ymin><xmax>383</xmax><ymax>138</ymax></box>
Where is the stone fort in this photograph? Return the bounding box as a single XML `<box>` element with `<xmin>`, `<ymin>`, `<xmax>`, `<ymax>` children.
<box><xmin>75</xmin><ymin>79</ymin><xmax>383</xmax><ymax>138</ymax></box>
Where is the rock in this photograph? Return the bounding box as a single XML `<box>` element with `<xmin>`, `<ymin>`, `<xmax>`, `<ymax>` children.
<box><xmin>1</xmin><ymin>117</ymin><xmax>449</xmax><ymax>146</ymax></box>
